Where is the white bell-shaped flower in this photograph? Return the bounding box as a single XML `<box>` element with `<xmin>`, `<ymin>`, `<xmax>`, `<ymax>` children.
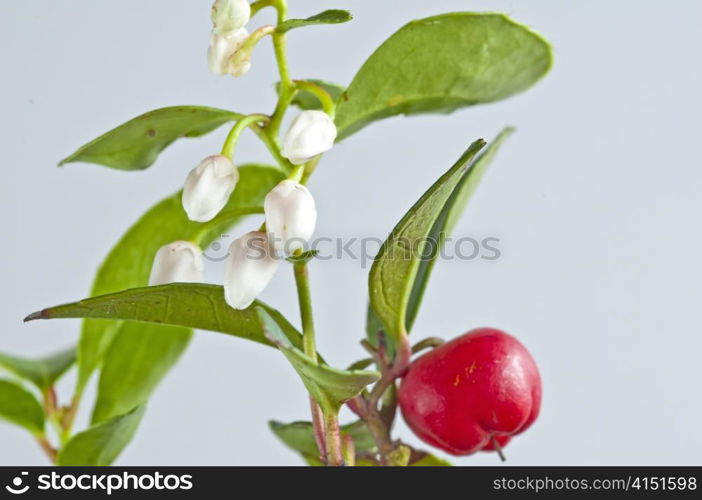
<box><xmin>207</xmin><ymin>28</ymin><xmax>249</xmax><ymax>76</ymax></box>
<box><xmin>224</xmin><ymin>231</ymin><xmax>279</xmax><ymax>309</ymax></box>
<box><xmin>149</xmin><ymin>241</ymin><xmax>205</xmax><ymax>286</ymax></box>
<box><xmin>280</xmin><ymin>111</ymin><xmax>337</xmax><ymax>165</ymax></box>
<box><xmin>182</xmin><ymin>154</ymin><xmax>239</xmax><ymax>222</ymax></box>
<box><xmin>264</xmin><ymin>180</ymin><xmax>317</xmax><ymax>254</ymax></box>
<box><xmin>211</xmin><ymin>0</ymin><xmax>251</xmax><ymax>34</ymax></box>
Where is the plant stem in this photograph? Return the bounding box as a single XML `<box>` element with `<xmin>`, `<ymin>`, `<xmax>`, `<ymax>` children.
<box><xmin>250</xmin><ymin>0</ymin><xmax>276</xmax><ymax>17</ymax></box>
<box><xmin>348</xmin><ymin>333</ymin><xmax>413</xmax><ymax>465</ymax></box>
<box><xmin>341</xmin><ymin>434</ymin><xmax>356</xmax><ymax>466</ymax></box>
<box><xmin>491</xmin><ymin>435</ymin><xmax>507</xmax><ymax>462</ymax></box>
<box><xmin>42</xmin><ymin>387</ymin><xmax>65</xmax><ymax>441</ymax></box>
<box><xmin>292</xmin><ymin>258</ymin><xmax>344</xmax><ymax>465</ymax></box>
<box><xmin>266</xmin><ymin>1</ymin><xmax>292</xmax><ymax>140</ymax></box>
<box><xmin>221</xmin><ymin>114</ymin><xmax>270</xmax><ymax>159</ymax></box>
<box><xmin>411</xmin><ymin>337</ymin><xmax>445</xmax><ymax>354</ymax></box>
<box><xmin>60</xmin><ymin>392</ymin><xmax>81</xmax><ymax>443</ymax></box>
<box><xmin>309</xmin><ymin>397</ymin><xmax>327</xmax><ymax>460</ymax></box>
<box><xmin>324</xmin><ymin>411</ymin><xmax>343</xmax><ymax>466</ymax></box>
<box><xmin>288</xmin><ymin>164</ymin><xmax>305</xmax><ymax>183</ymax></box>
<box><xmin>293</xmin><ymin>80</ymin><xmax>336</xmax><ymax>117</ymax></box>
<box><xmin>293</xmin><ymin>261</ymin><xmax>316</xmax><ymax>362</ymax></box>
<box><xmin>249</xmin><ymin>124</ymin><xmax>293</xmax><ymax>173</ymax></box>
<box><xmin>35</xmin><ymin>434</ymin><xmax>57</xmax><ymax>463</ymax></box>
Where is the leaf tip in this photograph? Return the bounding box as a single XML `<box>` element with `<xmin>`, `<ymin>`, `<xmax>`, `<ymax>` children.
<box><xmin>23</xmin><ymin>310</ymin><xmax>47</xmax><ymax>322</ymax></box>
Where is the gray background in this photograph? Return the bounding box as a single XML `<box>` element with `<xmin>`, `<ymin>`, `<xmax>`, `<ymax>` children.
<box><xmin>1</xmin><ymin>0</ymin><xmax>700</xmax><ymax>465</ymax></box>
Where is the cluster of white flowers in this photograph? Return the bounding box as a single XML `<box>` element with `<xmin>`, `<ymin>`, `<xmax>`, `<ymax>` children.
<box><xmin>150</xmin><ymin>119</ymin><xmax>335</xmax><ymax>311</ymax></box>
<box><xmin>149</xmin><ymin>1</ymin><xmax>340</xmax><ymax>310</ymax></box>
<box><xmin>207</xmin><ymin>0</ymin><xmax>252</xmax><ymax>77</ymax></box>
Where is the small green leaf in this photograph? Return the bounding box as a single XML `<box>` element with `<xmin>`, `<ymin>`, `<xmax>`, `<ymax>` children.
<box><xmin>335</xmin><ymin>13</ymin><xmax>552</xmax><ymax>140</ymax></box>
<box><xmin>26</xmin><ymin>284</ymin><xmax>304</xmax><ymax>350</ymax></box>
<box><xmin>269</xmin><ymin>420</ymin><xmax>375</xmax><ymax>457</ymax></box>
<box><xmin>257</xmin><ymin>308</ymin><xmax>379</xmax><ymax>413</ymax></box>
<box><xmin>76</xmin><ymin>164</ymin><xmax>284</xmax><ymax>393</ymax></box>
<box><xmin>0</xmin><ymin>347</ymin><xmax>75</xmax><ymax>391</ymax></box>
<box><xmin>278</xmin><ymin>10</ymin><xmax>352</xmax><ymax>33</ymax></box>
<box><xmin>59</xmin><ymin>106</ymin><xmax>241</xmax><ymax>170</ymax></box>
<box><xmin>277</xmin><ymin>80</ymin><xmax>346</xmax><ymax>111</ymax></box>
<box><xmin>410</xmin><ymin>453</ymin><xmax>452</xmax><ymax>466</ymax></box>
<box><xmin>369</xmin><ymin>139</ymin><xmax>485</xmax><ymax>340</ymax></box>
<box><xmin>57</xmin><ymin>405</ymin><xmax>145</xmax><ymax>466</ymax></box>
<box><xmin>91</xmin><ymin>324</ymin><xmax>191</xmax><ymax>424</ymax></box>
<box><xmin>0</xmin><ymin>380</ymin><xmax>45</xmax><ymax>435</ymax></box>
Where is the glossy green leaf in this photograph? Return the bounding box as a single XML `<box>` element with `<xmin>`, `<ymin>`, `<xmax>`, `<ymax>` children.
<box><xmin>367</xmin><ymin>130</ymin><xmax>511</xmax><ymax>348</ymax></box>
<box><xmin>59</xmin><ymin>106</ymin><xmax>241</xmax><ymax>170</ymax></box>
<box><xmin>257</xmin><ymin>308</ymin><xmax>379</xmax><ymax>413</ymax></box>
<box><xmin>91</xmin><ymin>324</ymin><xmax>191</xmax><ymax>424</ymax></box>
<box><xmin>335</xmin><ymin>13</ymin><xmax>552</xmax><ymax>140</ymax></box>
<box><xmin>0</xmin><ymin>346</ymin><xmax>75</xmax><ymax>391</ymax></box>
<box><xmin>26</xmin><ymin>284</ymin><xmax>304</xmax><ymax>349</ymax></box>
<box><xmin>0</xmin><ymin>380</ymin><xmax>44</xmax><ymax>435</ymax></box>
<box><xmin>366</xmin><ymin>129</ymin><xmax>512</xmax><ymax>352</ymax></box>
<box><xmin>57</xmin><ymin>405</ymin><xmax>145</xmax><ymax>466</ymax></box>
<box><xmin>410</xmin><ymin>453</ymin><xmax>452</xmax><ymax>466</ymax></box>
<box><xmin>405</xmin><ymin>128</ymin><xmax>513</xmax><ymax>331</ymax></box>
<box><xmin>278</xmin><ymin>10</ymin><xmax>352</xmax><ymax>33</ymax></box>
<box><xmin>278</xmin><ymin>80</ymin><xmax>346</xmax><ymax>111</ymax></box>
<box><xmin>269</xmin><ymin>420</ymin><xmax>375</xmax><ymax>458</ymax></box>
<box><xmin>369</xmin><ymin>139</ymin><xmax>485</xmax><ymax>340</ymax></box>
<box><xmin>76</xmin><ymin>164</ymin><xmax>284</xmax><ymax>393</ymax></box>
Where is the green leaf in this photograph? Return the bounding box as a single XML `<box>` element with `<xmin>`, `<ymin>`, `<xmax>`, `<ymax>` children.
<box><xmin>410</xmin><ymin>453</ymin><xmax>452</xmax><ymax>466</ymax></box>
<box><xmin>335</xmin><ymin>13</ymin><xmax>552</xmax><ymax>140</ymax></box>
<box><xmin>367</xmin><ymin>129</ymin><xmax>511</xmax><ymax>348</ymax></box>
<box><xmin>278</xmin><ymin>80</ymin><xmax>346</xmax><ymax>111</ymax></box>
<box><xmin>59</xmin><ymin>106</ymin><xmax>241</xmax><ymax>170</ymax></box>
<box><xmin>404</xmin><ymin>128</ymin><xmax>513</xmax><ymax>332</ymax></box>
<box><xmin>269</xmin><ymin>420</ymin><xmax>376</xmax><ymax>457</ymax></box>
<box><xmin>26</xmin><ymin>284</ymin><xmax>304</xmax><ymax>350</ymax></box>
<box><xmin>57</xmin><ymin>405</ymin><xmax>145</xmax><ymax>466</ymax></box>
<box><xmin>76</xmin><ymin>164</ymin><xmax>284</xmax><ymax>393</ymax></box>
<box><xmin>91</xmin><ymin>324</ymin><xmax>191</xmax><ymax>424</ymax></box>
<box><xmin>0</xmin><ymin>347</ymin><xmax>75</xmax><ymax>391</ymax></box>
<box><xmin>257</xmin><ymin>308</ymin><xmax>379</xmax><ymax>413</ymax></box>
<box><xmin>0</xmin><ymin>380</ymin><xmax>44</xmax><ymax>435</ymax></box>
<box><xmin>278</xmin><ymin>10</ymin><xmax>352</xmax><ymax>33</ymax></box>
<box><xmin>369</xmin><ymin>139</ymin><xmax>486</xmax><ymax>340</ymax></box>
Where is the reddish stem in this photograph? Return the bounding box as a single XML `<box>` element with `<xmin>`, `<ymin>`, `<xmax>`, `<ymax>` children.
<box><xmin>309</xmin><ymin>397</ymin><xmax>327</xmax><ymax>462</ymax></box>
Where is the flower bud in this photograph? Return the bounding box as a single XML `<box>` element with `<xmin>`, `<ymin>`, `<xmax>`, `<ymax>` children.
<box><xmin>211</xmin><ymin>0</ymin><xmax>251</xmax><ymax>34</ymax></box>
<box><xmin>224</xmin><ymin>231</ymin><xmax>279</xmax><ymax>309</ymax></box>
<box><xmin>280</xmin><ymin>111</ymin><xmax>337</xmax><ymax>165</ymax></box>
<box><xmin>149</xmin><ymin>241</ymin><xmax>204</xmax><ymax>286</ymax></box>
<box><xmin>207</xmin><ymin>28</ymin><xmax>249</xmax><ymax>76</ymax></box>
<box><xmin>264</xmin><ymin>180</ymin><xmax>317</xmax><ymax>254</ymax></box>
<box><xmin>182</xmin><ymin>154</ymin><xmax>239</xmax><ymax>222</ymax></box>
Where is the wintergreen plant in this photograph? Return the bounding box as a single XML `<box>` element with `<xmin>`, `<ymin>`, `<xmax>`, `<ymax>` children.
<box><xmin>3</xmin><ymin>1</ymin><xmax>552</xmax><ymax>466</ymax></box>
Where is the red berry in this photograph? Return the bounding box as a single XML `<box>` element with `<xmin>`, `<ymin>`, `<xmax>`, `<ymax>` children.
<box><xmin>398</xmin><ymin>328</ymin><xmax>541</xmax><ymax>456</ymax></box>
